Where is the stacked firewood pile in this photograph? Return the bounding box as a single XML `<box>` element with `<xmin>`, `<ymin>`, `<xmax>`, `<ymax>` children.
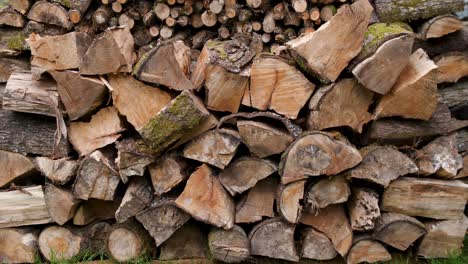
<box><xmin>1</xmin><ymin>0</ymin><xmax>468</xmax><ymax>263</ymax></box>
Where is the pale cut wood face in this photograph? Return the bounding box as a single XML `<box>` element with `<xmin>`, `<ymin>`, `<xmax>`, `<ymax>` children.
<box><xmin>108</xmin><ymin>228</ymin><xmax>142</xmax><ymax>262</ymax></box>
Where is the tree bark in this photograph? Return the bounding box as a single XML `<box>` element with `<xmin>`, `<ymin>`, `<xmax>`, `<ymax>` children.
<box><xmin>348</xmin><ymin>188</ymin><xmax>380</xmax><ymax>231</ymax></box>
<box><xmin>115</xmin><ymin>177</ymin><xmax>152</xmax><ymax>223</ymax></box>
<box><xmin>374</xmin><ymin>0</ymin><xmax>464</xmax><ymax>22</ymax></box>
<box><xmin>300</xmin><ymin>227</ymin><xmax>338</xmax><ymax>260</ymax></box>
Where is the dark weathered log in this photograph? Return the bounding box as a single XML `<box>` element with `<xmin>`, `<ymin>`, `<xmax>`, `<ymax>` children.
<box><xmin>0</xmin><ymin>227</ymin><xmax>39</xmax><ymax>264</ymax></box>
<box><xmin>0</xmin><ymin>149</ymin><xmax>35</xmax><ymax>188</ymax></box>
<box><xmin>44</xmin><ymin>183</ymin><xmax>80</xmax><ymax>225</ymax></box>
<box><xmin>73</xmin><ymin>199</ymin><xmax>120</xmax><ymax>226</ymax></box>
<box><xmin>208</xmin><ymin>225</ymin><xmax>250</xmax><ymax>263</ymax></box>
<box><xmin>148</xmin><ymin>152</ymin><xmax>188</xmax><ymax>196</ymax></box>
<box><xmin>433</xmin><ymin>52</ymin><xmax>468</xmax><ymax>83</ymax></box>
<box><xmin>347</xmin><ymin>236</ymin><xmax>392</xmax><ymax>264</ymax></box>
<box><xmin>0</xmin><ymin>6</ymin><xmax>24</xmax><ymax>27</ymax></box>
<box><xmin>115</xmin><ymin>138</ymin><xmax>155</xmax><ymax>183</ymax></box>
<box><xmin>305</xmin><ymin>175</ymin><xmax>350</xmax><ymax>212</ymax></box>
<box><xmin>419</xmin><ymin>15</ymin><xmax>463</xmax><ymax>40</ymax></box>
<box><xmin>348</xmin><ymin>188</ymin><xmax>380</xmax><ymax>232</ymax></box>
<box><xmin>115</xmin><ymin>177</ymin><xmax>152</xmax><ymax>223</ymax></box>
<box><xmin>27</xmin><ymin>1</ymin><xmax>73</xmax><ymax>29</ymax></box>
<box><xmin>300</xmin><ymin>227</ymin><xmax>338</xmax><ymax>260</ymax></box>
<box><xmin>0</xmin><ymin>56</ymin><xmax>29</xmax><ymax>83</ymax></box>
<box><xmin>457</xmin><ymin>154</ymin><xmax>467</xmax><ymax>178</ymax></box>
<box><xmin>159</xmin><ymin>222</ymin><xmax>208</xmax><ymax>260</ymax></box>
<box><xmin>235</xmin><ymin>177</ymin><xmax>277</xmax><ymax>223</ymax></box>
<box><xmin>106</xmin><ymin>220</ymin><xmax>154</xmax><ymax>262</ymax></box>
<box><xmin>0</xmin><ymin>28</ymin><xmax>28</xmax><ymax>56</ymax></box>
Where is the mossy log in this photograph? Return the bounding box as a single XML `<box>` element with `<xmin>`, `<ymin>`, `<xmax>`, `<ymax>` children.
<box><xmin>0</xmin><ymin>28</ymin><xmax>27</xmax><ymax>56</ymax></box>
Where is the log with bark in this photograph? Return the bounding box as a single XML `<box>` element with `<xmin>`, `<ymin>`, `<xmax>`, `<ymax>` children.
<box><xmin>27</xmin><ymin>1</ymin><xmax>73</xmax><ymax>29</ymax></box>
<box><xmin>346</xmin><ymin>236</ymin><xmax>392</xmax><ymax>264</ymax></box>
<box><xmin>115</xmin><ymin>177</ymin><xmax>152</xmax><ymax>223</ymax></box>
<box><xmin>106</xmin><ymin>220</ymin><xmax>154</xmax><ymax>262</ymax></box>
<box><xmin>0</xmin><ymin>149</ymin><xmax>36</xmax><ymax>188</ymax></box>
<box><xmin>300</xmin><ymin>227</ymin><xmax>338</xmax><ymax>260</ymax></box>
<box><xmin>433</xmin><ymin>52</ymin><xmax>468</xmax><ymax>83</ymax></box>
<box><xmin>208</xmin><ymin>225</ymin><xmax>250</xmax><ymax>263</ymax></box>
<box><xmin>419</xmin><ymin>15</ymin><xmax>463</xmax><ymax>40</ymax></box>
<box><xmin>235</xmin><ymin>177</ymin><xmax>277</xmax><ymax>223</ymax></box>
<box><xmin>44</xmin><ymin>183</ymin><xmax>80</xmax><ymax>225</ymax></box>
<box><xmin>277</xmin><ymin>180</ymin><xmax>305</xmax><ymax>224</ymax></box>
<box><xmin>0</xmin><ymin>227</ymin><xmax>39</xmax><ymax>264</ymax></box>
<box><xmin>348</xmin><ymin>188</ymin><xmax>380</xmax><ymax>232</ymax></box>
<box><xmin>414</xmin><ymin>21</ymin><xmax>468</xmax><ymax>57</ymax></box>
<box><xmin>159</xmin><ymin>222</ymin><xmax>208</xmax><ymax>260</ymax></box>
<box><xmin>73</xmin><ymin>199</ymin><xmax>120</xmax><ymax>226</ymax></box>
<box><xmin>305</xmin><ymin>175</ymin><xmax>350</xmax><ymax>212</ymax></box>
<box><xmin>115</xmin><ymin>137</ymin><xmax>155</xmax><ymax>182</ymax></box>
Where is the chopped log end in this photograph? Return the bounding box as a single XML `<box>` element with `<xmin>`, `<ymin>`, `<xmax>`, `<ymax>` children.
<box><xmin>107</xmin><ymin>220</ymin><xmax>153</xmax><ymax>262</ymax></box>
<box><xmin>277</xmin><ymin>180</ymin><xmax>305</xmax><ymax>224</ymax></box>
<box><xmin>38</xmin><ymin>226</ymin><xmax>82</xmax><ymax>261</ymax></box>
<box><xmin>0</xmin><ymin>228</ymin><xmax>39</xmax><ymax>263</ymax></box>
<box><xmin>348</xmin><ymin>188</ymin><xmax>380</xmax><ymax>232</ymax></box>
<box><xmin>0</xmin><ymin>150</ymin><xmax>36</xmax><ymax>189</ymax></box>
<box><xmin>44</xmin><ymin>184</ymin><xmax>80</xmax><ymax>225</ymax></box>
<box><xmin>419</xmin><ymin>15</ymin><xmax>464</xmax><ymax>39</ymax></box>
<box><xmin>300</xmin><ymin>227</ymin><xmax>338</xmax><ymax>260</ymax></box>
<box><xmin>209</xmin><ymin>225</ymin><xmax>250</xmax><ymax>263</ymax></box>
<box><xmin>235</xmin><ymin>177</ymin><xmax>277</xmax><ymax>224</ymax></box>
<box><xmin>347</xmin><ymin>237</ymin><xmax>392</xmax><ymax>264</ymax></box>
<box><xmin>115</xmin><ymin>177</ymin><xmax>152</xmax><ymax>223</ymax></box>
<box><xmin>35</xmin><ymin>157</ymin><xmax>77</xmax><ymax>185</ymax></box>
<box><xmin>305</xmin><ymin>175</ymin><xmax>350</xmax><ymax>212</ymax></box>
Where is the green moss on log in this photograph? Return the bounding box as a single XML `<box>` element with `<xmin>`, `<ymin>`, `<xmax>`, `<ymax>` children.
<box><xmin>363</xmin><ymin>23</ymin><xmax>412</xmax><ymax>54</ymax></box>
<box><xmin>6</xmin><ymin>33</ymin><xmax>27</xmax><ymax>50</ymax></box>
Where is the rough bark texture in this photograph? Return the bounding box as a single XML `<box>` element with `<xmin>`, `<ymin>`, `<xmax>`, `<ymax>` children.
<box><xmin>374</xmin><ymin>0</ymin><xmax>464</xmax><ymax>22</ymax></box>
<box><xmin>115</xmin><ymin>177</ymin><xmax>152</xmax><ymax>223</ymax></box>
<box><xmin>235</xmin><ymin>177</ymin><xmax>277</xmax><ymax>223</ymax></box>
<box><xmin>35</xmin><ymin>157</ymin><xmax>77</xmax><ymax>185</ymax></box>
<box><xmin>208</xmin><ymin>225</ymin><xmax>250</xmax><ymax>263</ymax></box>
<box><xmin>348</xmin><ymin>188</ymin><xmax>380</xmax><ymax>232</ymax></box>
<box><xmin>44</xmin><ymin>183</ymin><xmax>80</xmax><ymax>225</ymax></box>
<box><xmin>115</xmin><ymin>138</ymin><xmax>155</xmax><ymax>183</ymax></box>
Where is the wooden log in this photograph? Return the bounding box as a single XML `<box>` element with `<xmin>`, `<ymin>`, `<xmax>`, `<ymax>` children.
<box><xmin>382</xmin><ymin>177</ymin><xmax>468</xmax><ymax>219</ymax></box>
<box><xmin>374</xmin><ymin>0</ymin><xmax>464</xmax><ymax>23</ymax></box>
<box><xmin>175</xmin><ymin>164</ymin><xmax>234</xmax><ymax>229</ymax></box>
<box><xmin>115</xmin><ymin>138</ymin><xmax>154</xmax><ymax>183</ymax></box>
<box><xmin>433</xmin><ymin>52</ymin><xmax>468</xmax><ymax>83</ymax></box>
<box><xmin>347</xmin><ymin>146</ymin><xmax>418</xmax><ymax>187</ymax></box>
<box><xmin>249</xmin><ymin>218</ymin><xmax>299</xmax><ymax>262</ymax></box>
<box><xmin>80</xmin><ymin>27</ymin><xmax>135</xmax><ymax>75</ymax></box>
<box><xmin>6</xmin><ymin>0</ymin><xmax>30</xmax><ymax>14</ymax></box>
<box><xmin>44</xmin><ymin>183</ymin><xmax>80</xmax><ymax>225</ymax></box>
<box><xmin>133</xmin><ymin>40</ymin><xmax>193</xmax><ymax>91</ymax></box>
<box><xmin>27</xmin><ymin>1</ymin><xmax>73</xmax><ymax>29</ymax></box>
<box><xmin>208</xmin><ymin>225</ymin><xmax>250</xmax><ymax>263</ymax></box>
<box><xmin>0</xmin><ymin>186</ymin><xmax>53</xmax><ymax>228</ymax></box>
<box><xmin>419</xmin><ymin>15</ymin><xmax>463</xmax><ymax>40</ymax></box>
<box><xmin>159</xmin><ymin>222</ymin><xmax>208</xmax><ymax>260</ymax></box>
<box><xmin>68</xmin><ymin>9</ymin><xmax>81</xmax><ymax>23</ymax></box>
<box><xmin>149</xmin><ymin>152</ymin><xmax>188</xmax><ymax>196</ymax></box>
<box><xmin>286</xmin><ymin>0</ymin><xmax>372</xmax><ymax>83</ymax></box>
<box><xmin>68</xmin><ymin>107</ymin><xmax>125</xmax><ymax>156</ymax></box>
<box><xmin>300</xmin><ymin>204</ymin><xmax>353</xmax><ymax>256</ymax></box>
<box><xmin>277</xmin><ymin>180</ymin><xmax>305</xmax><ymax>224</ymax></box>
<box><xmin>73</xmin><ymin>150</ymin><xmax>121</xmax><ymax>201</ymax></box>
<box><xmin>0</xmin><ymin>150</ymin><xmax>35</xmax><ymax>188</ymax></box>
<box><xmin>51</xmin><ymin>0</ymin><xmax>92</xmax><ymax>13</ymax></box>
<box><xmin>0</xmin><ymin>6</ymin><xmax>24</xmax><ymax>27</ymax></box>
<box><xmin>135</xmin><ymin>198</ymin><xmax>190</xmax><ymax>247</ymax></box>
<box><xmin>457</xmin><ymin>129</ymin><xmax>468</xmax><ymax>152</ymax></box>
<box><xmin>416</xmin><ymin>135</ymin><xmax>463</xmax><ymax>178</ymax></box>
<box><xmin>183</xmin><ymin>129</ymin><xmax>241</xmax><ymax>169</ymax></box>
<box><xmin>154</xmin><ymin>3</ymin><xmax>170</xmax><ymax>20</ymax></box>
<box><xmin>279</xmin><ymin>131</ymin><xmax>362</xmax><ymax>184</ymax></box>
<box><xmin>418</xmin><ymin>217</ymin><xmax>468</xmax><ymax>258</ymax></box>
<box><xmin>300</xmin><ymin>227</ymin><xmax>338</xmax><ymax>260</ymax></box>
<box><xmin>118</xmin><ymin>13</ymin><xmax>134</xmax><ymax>29</ymax></box>
<box><xmin>246</xmin><ymin>54</ymin><xmax>315</xmax><ymax>119</ymax></box>
<box><xmin>305</xmin><ymin>175</ymin><xmax>350</xmax><ymax>212</ymax></box>
<box><xmin>347</xmin><ymin>236</ymin><xmax>392</xmax><ymax>264</ymax></box>
<box><xmin>307</xmin><ymin>78</ymin><xmax>374</xmax><ymax>132</ymax></box>
<box><xmin>219</xmin><ymin>157</ymin><xmax>276</xmax><ymax>196</ymax></box>
<box><xmin>92</xmin><ymin>5</ymin><xmax>111</xmax><ymax>27</ymax></box>
<box><xmin>0</xmin><ymin>56</ymin><xmax>29</xmax><ymax>83</ymax></box>
<box><xmin>27</xmin><ymin>32</ymin><xmax>92</xmax><ymax>71</ymax></box>
<box><xmin>373</xmin><ymin>212</ymin><xmax>426</xmax><ymax>251</ymax></box>
<box><xmin>348</xmin><ymin>188</ymin><xmax>380</xmax><ymax>232</ymax></box>
<box><xmin>73</xmin><ymin>199</ymin><xmax>120</xmax><ymax>226</ymax></box>
<box><xmin>106</xmin><ymin>220</ymin><xmax>153</xmax><ymax>262</ymax></box>
<box><xmin>235</xmin><ymin>177</ymin><xmax>277</xmax><ymax>223</ymax></box>
<box><xmin>457</xmin><ymin>154</ymin><xmax>467</xmax><ymax>178</ymax></box>
<box><xmin>0</xmin><ymin>227</ymin><xmax>39</xmax><ymax>264</ymax></box>
<box><xmin>414</xmin><ymin>21</ymin><xmax>468</xmax><ymax>57</ymax></box>
<box><xmin>39</xmin><ymin>226</ymin><xmax>85</xmax><ymax>261</ymax></box>
<box><xmin>115</xmin><ymin>177</ymin><xmax>152</xmax><ymax>223</ymax></box>
<box><xmin>204</xmin><ymin>38</ymin><xmax>255</xmax><ymax>73</ymax></box>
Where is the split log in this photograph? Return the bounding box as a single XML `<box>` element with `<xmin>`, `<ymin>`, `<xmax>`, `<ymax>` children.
<box><xmin>382</xmin><ymin>177</ymin><xmax>468</xmax><ymax>219</ymax></box>
<box><xmin>373</xmin><ymin>212</ymin><xmax>427</xmax><ymax>251</ymax></box>
<box><xmin>27</xmin><ymin>1</ymin><xmax>73</xmax><ymax>29</ymax></box>
<box><xmin>307</xmin><ymin>78</ymin><xmax>374</xmax><ymax>132</ymax></box>
<box><xmin>457</xmin><ymin>154</ymin><xmax>467</xmax><ymax>178</ymax></box>
<box><xmin>73</xmin><ymin>150</ymin><xmax>121</xmax><ymax>201</ymax></box>
<box><xmin>149</xmin><ymin>152</ymin><xmax>188</xmax><ymax>196</ymax></box>
<box><xmin>6</xmin><ymin>0</ymin><xmax>30</xmax><ymax>15</ymax></box>
<box><xmin>0</xmin><ymin>6</ymin><xmax>24</xmax><ymax>27</ymax></box>
<box><xmin>2</xmin><ymin>71</ymin><xmax>57</xmax><ymax>116</ymax></box>
<box><xmin>203</xmin><ymin>37</ymin><xmax>255</xmax><ymax>74</ymax></box>
<box><xmin>0</xmin><ymin>56</ymin><xmax>29</xmax><ymax>83</ymax></box>
<box><xmin>108</xmin><ymin>74</ymin><xmax>172</xmax><ymax>130</ymax></box>
<box><xmin>300</xmin><ymin>204</ymin><xmax>353</xmax><ymax>256</ymax></box>
<box><xmin>245</xmin><ymin>54</ymin><xmax>315</xmax><ymax>119</ymax></box>
<box><xmin>419</xmin><ymin>15</ymin><xmax>463</xmax><ymax>40</ymax></box>
<box><xmin>0</xmin><ymin>150</ymin><xmax>35</xmax><ymax>188</ymax></box>
<box><xmin>135</xmin><ymin>198</ymin><xmax>190</xmax><ymax>246</ymax></box>
<box><xmin>300</xmin><ymin>227</ymin><xmax>338</xmax><ymax>260</ymax></box>
<box><xmin>277</xmin><ymin>180</ymin><xmax>305</xmax><ymax>224</ymax></box>
<box><xmin>219</xmin><ymin>157</ymin><xmax>276</xmax><ymax>196</ymax></box>
<box><xmin>138</xmin><ymin>90</ymin><xmax>210</xmax><ymax>155</ymax></box>
<box><xmin>133</xmin><ymin>40</ymin><xmax>193</xmax><ymax>91</ymax></box>
<box><xmin>183</xmin><ymin>129</ymin><xmax>241</xmax><ymax>169</ymax></box>
<box><xmin>347</xmin><ymin>236</ymin><xmax>392</xmax><ymax>264</ymax></box>
<box><xmin>115</xmin><ymin>177</ymin><xmax>152</xmax><ymax>223</ymax></box>
<box><xmin>106</xmin><ymin>220</ymin><xmax>153</xmax><ymax>262</ymax></box>
<box><xmin>433</xmin><ymin>52</ymin><xmax>468</xmax><ymax>83</ymax></box>
<box><xmin>0</xmin><ymin>28</ymin><xmax>27</xmax><ymax>56</ymax></box>
<box><xmin>92</xmin><ymin>5</ymin><xmax>111</xmax><ymax>27</ymax></box>
<box><xmin>159</xmin><ymin>222</ymin><xmax>208</xmax><ymax>260</ymax></box>
<box><xmin>305</xmin><ymin>175</ymin><xmax>350</xmax><ymax>212</ymax></box>
<box><xmin>374</xmin><ymin>0</ymin><xmax>464</xmax><ymax>23</ymax></box>
<box><xmin>237</xmin><ymin>120</ymin><xmax>294</xmax><ymax>158</ymax></box>
<box><xmin>208</xmin><ymin>225</ymin><xmax>250</xmax><ymax>263</ymax></box>
<box><xmin>73</xmin><ymin>199</ymin><xmax>120</xmax><ymax>226</ymax></box>
<box><xmin>375</xmin><ymin>48</ymin><xmax>438</xmax><ymax>120</ymax></box>
<box><xmin>115</xmin><ymin>138</ymin><xmax>155</xmax><ymax>182</ymax></box>
<box><xmin>418</xmin><ymin>217</ymin><xmax>468</xmax><ymax>258</ymax></box>
<box><xmin>49</xmin><ymin>70</ymin><xmax>107</xmax><ymax>121</ymax></box>
<box><xmin>175</xmin><ymin>164</ymin><xmax>234</xmax><ymax>229</ymax></box>
<box><xmin>347</xmin><ymin>146</ymin><xmax>418</xmax><ymax>187</ymax></box>
<box><xmin>416</xmin><ymin>135</ymin><xmax>463</xmax><ymax>178</ymax></box>
<box><xmin>457</xmin><ymin>129</ymin><xmax>468</xmax><ymax>152</ymax></box>
<box><xmin>248</xmin><ymin>218</ymin><xmax>299</xmax><ymax>262</ymax></box>
<box><xmin>413</xmin><ymin>21</ymin><xmax>468</xmax><ymax>57</ymax></box>
<box><xmin>0</xmin><ymin>227</ymin><xmax>39</xmax><ymax>264</ymax></box>
<box><xmin>286</xmin><ymin>0</ymin><xmax>373</xmax><ymax>83</ymax></box>
<box><xmin>80</xmin><ymin>27</ymin><xmax>135</xmax><ymax>75</ymax></box>
<box><xmin>235</xmin><ymin>177</ymin><xmax>277</xmax><ymax>223</ymax></box>
<box><xmin>68</xmin><ymin>107</ymin><xmax>125</xmax><ymax>156</ymax></box>
<box><xmin>348</xmin><ymin>188</ymin><xmax>380</xmax><ymax>232</ymax></box>
<box><xmin>44</xmin><ymin>183</ymin><xmax>80</xmax><ymax>225</ymax></box>
<box><xmin>279</xmin><ymin>131</ymin><xmax>362</xmax><ymax>184</ymax></box>
<box><xmin>27</xmin><ymin>32</ymin><xmax>92</xmax><ymax>71</ymax></box>
<box><xmin>0</xmin><ymin>186</ymin><xmax>53</xmax><ymax>228</ymax></box>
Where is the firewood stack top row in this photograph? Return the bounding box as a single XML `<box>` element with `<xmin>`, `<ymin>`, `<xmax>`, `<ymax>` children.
<box><xmin>1</xmin><ymin>0</ymin><xmax>468</xmax><ymax>263</ymax></box>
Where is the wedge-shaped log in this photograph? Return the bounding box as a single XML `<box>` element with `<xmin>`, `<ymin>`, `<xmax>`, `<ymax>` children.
<box><xmin>149</xmin><ymin>152</ymin><xmax>187</xmax><ymax>196</ymax></box>
<box><xmin>348</xmin><ymin>188</ymin><xmax>380</xmax><ymax>231</ymax></box>
<box><xmin>0</xmin><ymin>227</ymin><xmax>39</xmax><ymax>264</ymax></box>
<box><xmin>73</xmin><ymin>150</ymin><xmax>120</xmax><ymax>201</ymax></box>
<box><xmin>27</xmin><ymin>32</ymin><xmax>92</xmax><ymax>70</ymax></box>
<box><xmin>280</xmin><ymin>131</ymin><xmax>362</xmax><ymax>184</ymax></box>
<box><xmin>183</xmin><ymin>129</ymin><xmax>241</xmax><ymax>169</ymax></box>
<box><xmin>80</xmin><ymin>27</ymin><xmax>134</xmax><ymax>75</ymax></box>
<box><xmin>418</xmin><ymin>217</ymin><xmax>468</xmax><ymax>258</ymax></box>
<box><xmin>457</xmin><ymin>155</ymin><xmax>468</xmax><ymax>178</ymax></box>
<box><xmin>300</xmin><ymin>204</ymin><xmax>353</xmax><ymax>256</ymax></box>
<box><xmin>73</xmin><ymin>199</ymin><xmax>120</xmax><ymax>226</ymax></box>
<box><xmin>249</xmin><ymin>218</ymin><xmax>299</xmax><ymax>262</ymax></box>
<box><xmin>209</xmin><ymin>225</ymin><xmax>250</xmax><ymax>263</ymax></box>
<box><xmin>419</xmin><ymin>15</ymin><xmax>463</xmax><ymax>40</ymax></box>
<box><xmin>175</xmin><ymin>164</ymin><xmax>234</xmax><ymax>229</ymax></box>
<box><xmin>382</xmin><ymin>177</ymin><xmax>468</xmax><ymax>219</ymax></box>
<box><xmin>44</xmin><ymin>184</ymin><xmax>80</xmax><ymax>225</ymax></box>
<box><xmin>236</xmin><ymin>177</ymin><xmax>277</xmax><ymax>223</ymax></box>
<box><xmin>347</xmin><ymin>236</ymin><xmax>391</xmax><ymax>264</ymax></box>
<box><xmin>115</xmin><ymin>177</ymin><xmax>152</xmax><ymax>223</ymax></box>
<box><xmin>300</xmin><ymin>227</ymin><xmax>338</xmax><ymax>260</ymax></box>
<box><xmin>115</xmin><ymin>137</ymin><xmax>155</xmax><ymax>183</ymax></box>
<box><xmin>135</xmin><ymin>198</ymin><xmax>190</xmax><ymax>246</ymax></box>
<box><xmin>305</xmin><ymin>175</ymin><xmax>350</xmax><ymax>212</ymax></box>
<box><xmin>49</xmin><ymin>70</ymin><xmax>106</xmax><ymax>120</ymax></box>
<box><xmin>277</xmin><ymin>180</ymin><xmax>305</xmax><ymax>224</ymax></box>
<box><xmin>0</xmin><ymin>150</ymin><xmax>35</xmax><ymax>188</ymax></box>
<box><xmin>0</xmin><ymin>56</ymin><xmax>30</xmax><ymax>82</ymax></box>
<box><xmin>34</xmin><ymin>157</ymin><xmax>77</xmax><ymax>185</ymax></box>
<box><xmin>286</xmin><ymin>0</ymin><xmax>372</xmax><ymax>83</ymax></box>
<box><xmin>245</xmin><ymin>54</ymin><xmax>315</xmax><ymax>119</ymax></box>
<box><xmin>0</xmin><ymin>186</ymin><xmax>53</xmax><ymax>228</ymax></box>
<box><xmin>27</xmin><ymin>1</ymin><xmax>72</xmax><ymax>29</ymax></box>
<box><xmin>68</xmin><ymin>107</ymin><xmax>125</xmax><ymax>156</ymax></box>
<box><xmin>159</xmin><ymin>222</ymin><xmax>208</xmax><ymax>260</ymax></box>
<box><xmin>433</xmin><ymin>52</ymin><xmax>468</xmax><ymax>83</ymax></box>
<box><xmin>347</xmin><ymin>146</ymin><xmax>418</xmax><ymax>187</ymax></box>
<box><xmin>307</xmin><ymin>78</ymin><xmax>374</xmax><ymax>132</ymax></box>
<box><xmin>0</xmin><ymin>6</ymin><xmax>24</xmax><ymax>27</ymax></box>
<box><xmin>133</xmin><ymin>40</ymin><xmax>193</xmax><ymax>91</ymax></box>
